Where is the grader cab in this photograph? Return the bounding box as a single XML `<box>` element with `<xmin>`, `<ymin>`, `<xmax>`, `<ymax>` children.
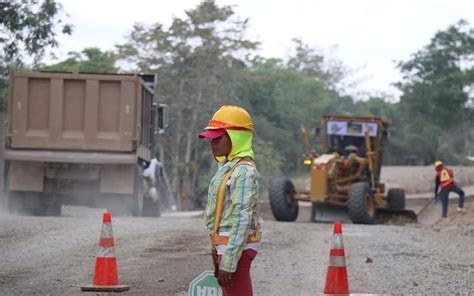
<box><xmin>269</xmin><ymin>115</ymin><xmax>417</xmax><ymax>224</ymax></box>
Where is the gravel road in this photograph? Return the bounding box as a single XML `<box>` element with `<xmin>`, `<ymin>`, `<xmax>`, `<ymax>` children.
<box><xmin>1</xmin><ymin>205</ymin><xmax>473</xmax><ymax>296</ymax></box>
<box><xmin>1</xmin><ymin>165</ymin><xmax>474</xmax><ymax>295</ymax></box>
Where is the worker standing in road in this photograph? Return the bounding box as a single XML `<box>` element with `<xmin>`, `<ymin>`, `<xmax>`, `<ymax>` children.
<box><xmin>198</xmin><ymin>105</ymin><xmax>261</xmax><ymax>296</ymax></box>
<box><xmin>433</xmin><ymin>161</ymin><xmax>465</xmax><ymax>218</ymax></box>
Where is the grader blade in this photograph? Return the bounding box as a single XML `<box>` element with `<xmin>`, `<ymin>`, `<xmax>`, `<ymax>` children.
<box><xmin>376</xmin><ymin>208</ymin><xmax>418</xmax><ymax>224</ymax></box>
<box><xmin>311</xmin><ymin>202</ymin><xmax>352</xmax><ymax>223</ymax></box>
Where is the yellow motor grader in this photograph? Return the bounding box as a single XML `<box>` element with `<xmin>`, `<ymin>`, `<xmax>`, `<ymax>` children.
<box><xmin>269</xmin><ymin>115</ymin><xmax>417</xmax><ymax>224</ymax></box>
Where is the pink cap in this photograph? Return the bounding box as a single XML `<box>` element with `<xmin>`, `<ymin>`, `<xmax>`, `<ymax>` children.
<box><xmin>198</xmin><ymin>128</ymin><xmax>226</xmax><ymax>139</ymax></box>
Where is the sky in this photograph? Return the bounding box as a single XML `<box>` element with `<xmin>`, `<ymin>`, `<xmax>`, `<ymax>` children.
<box><xmin>50</xmin><ymin>0</ymin><xmax>474</xmax><ymax>101</ymax></box>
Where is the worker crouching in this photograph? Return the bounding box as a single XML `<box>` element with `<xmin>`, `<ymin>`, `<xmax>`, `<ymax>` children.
<box><xmin>198</xmin><ymin>105</ymin><xmax>261</xmax><ymax>296</ymax></box>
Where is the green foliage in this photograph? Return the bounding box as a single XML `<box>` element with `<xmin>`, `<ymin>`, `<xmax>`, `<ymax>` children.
<box><xmin>40</xmin><ymin>48</ymin><xmax>118</xmax><ymax>73</ymax></box>
<box><xmin>4</xmin><ymin>1</ymin><xmax>471</xmax><ymax>208</ymax></box>
<box><xmin>253</xmin><ymin>137</ymin><xmax>284</xmax><ymax>192</ymax></box>
<box><xmin>0</xmin><ymin>0</ymin><xmax>72</xmax><ymax>106</ymax></box>
<box><xmin>117</xmin><ymin>0</ymin><xmax>258</xmax><ymax>209</ymax></box>
<box><xmin>235</xmin><ymin>59</ymin><xmax>332</xmax><ymax>171</ymax></box>
<box><xmin>287</xmin><ymin>39</ymin><xmax>349</xmax><ymax>89</ymax></box>
<box><xmin>0</xmin><ymin>0</ymin><xmax>72</xmax><ymax>62</ymax></box>
<box><xmin>396</xmin><ymin>19</ymin><xmax>474</xmax><ymax>163</ymax></box>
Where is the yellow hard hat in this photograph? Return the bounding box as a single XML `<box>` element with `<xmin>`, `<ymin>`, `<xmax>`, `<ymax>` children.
<box><xmin>205</xmin><ymin>105</ymin><xmax>254</xmax><ymax>131</ymax></box>
<box><xmin>433</xmin><ymin>161</ymin><xmax>443</xmax><ymax>168</ymax></box>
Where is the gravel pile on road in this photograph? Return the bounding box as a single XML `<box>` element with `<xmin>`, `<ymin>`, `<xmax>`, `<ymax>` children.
<box><xmin>432</xmin><ymin>201</ymin><xmax>474</xmax><ymax>237</ymax></box>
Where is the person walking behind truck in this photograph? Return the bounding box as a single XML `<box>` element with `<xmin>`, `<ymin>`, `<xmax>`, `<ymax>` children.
<box><xmin>433</xmin><ymin>161</ymin><xmax>465</xmax><ymax>218</ymax></box>
<box><xmin>198</xmin><ymin>105</ymin><xmax>261</xmax><ymax>296</ymax></box>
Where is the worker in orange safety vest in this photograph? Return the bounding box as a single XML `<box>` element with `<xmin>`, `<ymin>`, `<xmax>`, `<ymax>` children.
<box><xmin>433</xmin><ymin>161</ymin><xmax>465</xmax><ymax>218</ymax></box>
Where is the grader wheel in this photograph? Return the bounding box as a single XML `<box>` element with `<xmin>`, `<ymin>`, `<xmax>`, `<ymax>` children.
<box><xmin>269</xmin><ymin>177</ymin><xmax>299</xmax><ymax>222</ymax></box>
<box><xmin>387</xmin><ymin>188</ymin><xmax>406</xmax><ymax>210</ymax></box>
<box><xmin>347</xmin><ymin>182</ymin><xmax>376</xmax><ymax>224</ymax></box>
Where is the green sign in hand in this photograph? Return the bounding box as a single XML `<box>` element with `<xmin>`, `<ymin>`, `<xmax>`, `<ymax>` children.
<box><xmin>188</xmin><ymin>270</ymin><xmax>222</xmax><ymax>296</ymax></box>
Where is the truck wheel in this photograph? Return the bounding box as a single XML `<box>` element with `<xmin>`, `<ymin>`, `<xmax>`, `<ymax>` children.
<box><xmin>347</xmin><ymin>182</ymin><xmax>376</xmax><ymax>224</ymax></box>
<box><xmin>131</xmin><ymin>184</ymin><xmax>144</xmax><ymax>217</ymax></box>
<box><xmin>131</xmin><ymin>165</ymin><xmax>145</xmax><ymax>217</ymax></box>
<box><xmin>8</xmin><ymin>191</ymin><xmax>45</xmax><ymax>215</ymax></box>
<box><xmin>43</xmin><ymin>194</ymin><xmax>62</xmax><ymax>216</ymax></box>
<box><xmin>387</xmin><ymin>188</ymin><xmax>406</xmax><ymax>210</ymax></box>
<box><xmin>6</xmin><ymin>168</ymin><xmax>25</xmax><ymax>214</ymax></box>
<box><xmin>6</xmin><ymin>167</ymin><xmax>46</xmax><ymax>216</ymax></box>
<box><xmin>269</xmin><ymin>177</ymin><xmax>298</xmax><ymax>222</ymax></box>
<box><xmin>142</xmin><ymin>197</ymin><xmax>161</xmax><ymax>217</ymax></box>
<box><xmin>7</xmin><ymin>191</ymin><xmax>26</xmax><ymax>214</ymax></box>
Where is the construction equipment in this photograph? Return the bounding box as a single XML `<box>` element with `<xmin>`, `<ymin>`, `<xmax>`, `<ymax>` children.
<box><xmin>269</xmin><ymin>115</ymin><xmax>417</xmax><ymax>224</ymax></box>
<box><xmin>4</xmin><ymin>71</ymin><xmax>169</xmax><ymax>217</ymax></box>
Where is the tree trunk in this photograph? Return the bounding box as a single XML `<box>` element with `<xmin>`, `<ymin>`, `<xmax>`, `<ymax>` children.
<box><xmin>171</xmin><ymin>79</ymin><xmax>185</xmax><ymax>210</ymax></box>
<box><xmin>179</xmin><ymin>87</ymin><xmax>202</xmax><ymax>210</ymax></box>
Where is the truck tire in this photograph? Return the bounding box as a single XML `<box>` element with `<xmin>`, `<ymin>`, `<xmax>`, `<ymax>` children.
<box><xmin>347</xmin><ymin>182</ymin><xmax>376</xmax><ymax>224</ymax></box>
<box><xmin>6</xmin><ymin>168</ymin><xmax>46</xmax><ymax>215</ymax></box>
<box><xmin>7</xmin><ymin>190</ymin><xmax>26</xmax><ymax>214</ymax></box>
<box><xmin>43</xmin><ymin>194</ymin><xmax>62</xmax><ymax>216</ymax></box>
<box><xmin>8</xmin><ymin>191</ymin><xmax>45</xmax><ymax>216</ymax></box>
<box><xmin>131</xmin><ymin>164</ymin><xmax>163</xmax><ymax>217</ymax></box>
<box><xmin>131</xmin><ymin>174</ymin><xmax>145</xmax><ymax>217</ymax></box>
<box><xmin>142</xmin><ymin>197</ymin><xmax>161</xmax><ymax>217</ymax></box>
<box><xmin>387</xmin><ymin>188</ymin><xmax>406</xmax><ymax>210</ymax></box>
<box><xmin>269</xmin><ymin>177</ymin><xmax>298</xmax><ymax>222</ymax></box>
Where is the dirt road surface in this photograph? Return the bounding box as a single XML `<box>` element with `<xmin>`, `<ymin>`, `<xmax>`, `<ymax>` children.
<box><xmin>1</xmin><ymin>166</ymin><xmax>474</xmax><ymax>295</ymax></box>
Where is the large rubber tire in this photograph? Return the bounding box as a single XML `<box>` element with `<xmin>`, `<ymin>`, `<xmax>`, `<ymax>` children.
<box><xmin>142</xmin><ymin>195</ymin><xmax>161</xmax><ymax>217</ymax></box>
<box><xmin>387</xmin><ymin>188</ymin><xmax>406</xmax><ymax>210</ymax></box>
<box><xmin>5</xmin><ymin>166</ymin><xmax>53</xmax><ymax>216</ymax></box>
<box><xmin>347</xmin><ymin>182</ymin><xmax>376</xmax><ymax>224</ymax></box>
<box><xmin>129</xmin><ymin>185</ymin><xmax>145</xmax><ymax>217</ymax></box>
<box><xmin>131</xmin><ymin>173</ymin><xmax>145</xmax><ymax>217</ymax></box>
<box><xmin>269</xmin><ymin>177</ymin><xmax>298</xmax><ymax>222</ymax></box>
<box><xmin>311</xmin><ymin>203</ymin><xmax>317</xmax><ymax>222</ymax></box>
<box><xmin>8</xmin><ymin>191</ymin><xmax>45</xmax><ymax>216</ymax></box>
<box><xmin>131</xmin><ymin>164</ymin><xmax>162</xmax><ymax>217</ymax></box>
<box><xmin>7</xmin><ymin>190</ymin><xmax>26</xmax><ymax>214</ymax></box>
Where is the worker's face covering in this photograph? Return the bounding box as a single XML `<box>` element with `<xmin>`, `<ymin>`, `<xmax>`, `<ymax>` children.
<box><xmin>215</xmin><ymin>130</ymin><xmax>254</xmax><ymax>163</ymax></box>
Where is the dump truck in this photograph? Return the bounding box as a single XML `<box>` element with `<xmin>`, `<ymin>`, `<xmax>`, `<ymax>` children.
<box><xmin>269</xmin><ymin>115</ymin><xmax>417</xmax><ymax>224</ymax></box>
<box><xmin>4</xmin><ymin>71</ymin><xmax>168</xmax><ymax>216</ymax></box>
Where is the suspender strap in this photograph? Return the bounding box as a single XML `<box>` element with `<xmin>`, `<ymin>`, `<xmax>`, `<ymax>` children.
<box><xmin>212</xmin><ymin>158</ymin><xmax>255</xmax><ymax>237</ymax></box>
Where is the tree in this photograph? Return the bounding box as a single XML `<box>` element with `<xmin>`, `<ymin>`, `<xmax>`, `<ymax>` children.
<box><xmin>235</xmin><ymin>58</ymin><xmax>334</xmax><ymax>171</ymax></box>
<box><xmin>235</xmin><ymin>42</ymin><xmax>358</xmax><ymax>173</ymax></box>
<box><xmin>0</xmin><ymin>0</ymin><xmax>72</xmax><ymax>105</ymax></box>
<box><xmin>117</xmin><ymin>0</ymin><xmax>258</xmax><ymax>210</ymax></box>
<box><xmin>396</xmin><ymin>19</ymin><xmax>474</xmax><ymax>163</ymax></box>
<box><xmin>40</xmin><ymin>48</ymin><xmax>118</xmax><ymax>73</ymax></box>
<box><xmin>286</xmin><ymin>39</ymin><xmax>350</xmax><ymax>90</ymax></box>
<box><xmin>0</xmin><ymin>0</ymin><xmax>72</xmax><ymax>62</ymax></box>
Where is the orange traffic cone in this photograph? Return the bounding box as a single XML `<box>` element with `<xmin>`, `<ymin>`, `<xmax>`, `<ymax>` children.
<box><xmin>81</xmin><ymin>212</ymin><xmax>130</xmax><ymax>292</ymax></box>
<box><xmin>323</xmin><ymin>221</ymin><xmax>349</xmax><ymax>294</ymax></box>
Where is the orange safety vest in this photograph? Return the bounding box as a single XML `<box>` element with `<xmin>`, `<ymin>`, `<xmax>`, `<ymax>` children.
<box><xmin>438</xmin><ymin>168</ymin><xmax>454</xmax><ymax>190</ymax></box>
<box><xmin>210</xmin><ymin>159</ymin><xmax>261</xmax><ymax>246</ymax></box>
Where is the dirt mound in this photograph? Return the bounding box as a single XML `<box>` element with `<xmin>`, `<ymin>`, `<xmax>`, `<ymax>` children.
<box><xmin>432</xmin><ymin>200</ymin><xmax>474</xmax><ymax>236</ymax></box>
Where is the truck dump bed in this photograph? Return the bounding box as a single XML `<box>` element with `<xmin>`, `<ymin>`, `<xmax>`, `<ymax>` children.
<box><xmin>7</xmin><ymin>71</ymin><xmax>154</xmax><ymax>154</ymax></box>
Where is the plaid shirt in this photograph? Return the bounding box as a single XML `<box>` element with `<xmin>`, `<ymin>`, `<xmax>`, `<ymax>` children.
<box><xmin>204</xmin><ymin>158</ymin><xmax>260</xmax><ymax>272</ymax></box>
